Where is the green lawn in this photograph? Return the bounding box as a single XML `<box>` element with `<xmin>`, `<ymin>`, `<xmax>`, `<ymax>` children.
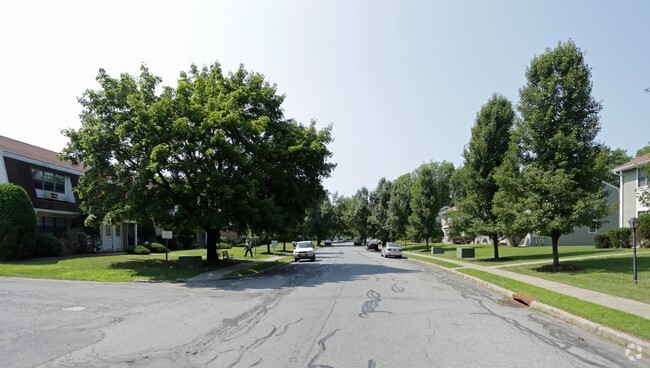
<box><xmin>459</xmin><ymin>268</ymin><xmax>650</xmax><ymax>341</ymax></box>
<box><xmin>503</xmin><ymin>253</ymin><xmax>650</xmax><ymax>304</ymax></box>
<box><xmin>407</xmin><ymin>242</ymin><xmax>640</xmax><ymax>265</ymax></box>
<box><xmin>0</xmin><ymin>246</ymin><xmax>274</xmax><ymax>282</ymax></box>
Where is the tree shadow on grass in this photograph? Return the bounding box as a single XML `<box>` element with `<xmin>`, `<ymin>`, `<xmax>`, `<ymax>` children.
<box><xmin>530</xmin><ymin>256</ymin><xmax>650</xmax><ymax>275</ymax></box>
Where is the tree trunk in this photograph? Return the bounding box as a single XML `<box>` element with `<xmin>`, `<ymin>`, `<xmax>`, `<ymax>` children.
<box><xmin>206</xmin><ymin>228</ymin><xmax>219</xmax><ymax>262</ymax></box>
<box><xmin>491</xmin><ymin>235</ymin><xmax>500</xmax><ymax>260</ymax></box>
<box><xmin>283</xmin><ymin>241</ymin><xmax>286</xmax><ymax>252</ymax></box>
<box><xmin>425</xmin><ymin>238</ymin><xmax>429</xmax><ymax>247</ymax></box>
<box><xmin>551</xmin><ymin>232</ymin><xmax>561</xmax><ymax>268</ymax></box>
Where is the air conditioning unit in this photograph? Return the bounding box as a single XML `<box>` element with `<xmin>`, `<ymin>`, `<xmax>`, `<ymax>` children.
<box><xmin>47</xmin><ymin>192</ymin><xmax>58</xmax><ymax>200</ymax></box>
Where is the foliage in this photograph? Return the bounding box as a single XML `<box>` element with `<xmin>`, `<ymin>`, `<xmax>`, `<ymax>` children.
<box><xmin>134</xmin><ymin>245</ymin><xmax>151</xmax><ymax>255</ymax></box>
<box><xmin>637</xmin><ymin>213</ymin><xmax>650</xmax><ymax>241</ymax></box>
<box><xmin>303</xmin><ymin>197</ymin><xmax>337</xmax><ymax>245</ymax></box>
<box><xmin>149</xmin><ymin>242</ymin><xmax>169</xmax><ymax>253</ymax></box>
<box><xmin>456</xmin><ymin>93</ymin><xmax>515</xmax><ymax>259</ymax></box>
<box><xmin>347</xmin><ymin>187</ymin><xmax>372</xmax><ymax>240</ymax></box>
<box><xmin>599</xmin><ymin>146</ymin><xmax>631</xmax><ymax>186</ymax></box>
<box><xmin>408</xmin><ymin>161</ymin><xmax>454</xmax><ymax>245</ymax></box>
<box><xmin>369</xmin><ymin>178</ymin><xmax>394</xmax><ymax>244</ymax></box>
<box><xmin>33</xmin><ymin>233</ymin><xmax>64</xmax><ymax>257</ymax></box>
<box><xmin>61</xmin><ymin>63</ymin><xmax>334</xmax><ymax>262</ymax></box>
<box><xmin>636</xmin><ymin>143</ymin><xmax>650</xmax><ymax>157</ymax></box>
<box><xmin>608</xmin><ymin>228</ymin><xmax>632</xmax><ymax>248</ymax></box>
<box><xmin>593</xmin><ymin>234</ymin><xmax>611</xmax><ymax>249</ymax></box>
<box><xmin>386</xmin><ymin>173</ymin><xmax>413</xmax><ymax>241</ymax></box>
<box><xmin>0</xmin><ymin>184</ymin><xmax>36</xmax><ymax>260</ymax></box>
<box><xmin>494</xmin><ymin>40</ymin><xmax>609</xmax><ymax>268</ymax></box>
<box><xmin>124</xmin><ymin>245</ymin><xmax>136</xmax><ymax>254</ymax></box>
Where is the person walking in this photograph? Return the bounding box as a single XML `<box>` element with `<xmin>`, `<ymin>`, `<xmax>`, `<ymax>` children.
<box><xmin>244</xmin><ymin>238</ymin><xmax>254</xmax><ymax>257</ymax></box>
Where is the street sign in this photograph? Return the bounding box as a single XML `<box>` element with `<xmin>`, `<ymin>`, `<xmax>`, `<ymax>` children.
<box><xmin>271</xmin><ymin>240</ymin><xmax>278</xmax><ymax>249</ymax></box>
<box><xmin>162</xmin><ymin>230</ymin><xmax>173</xmax><ymax>239</ymax></box>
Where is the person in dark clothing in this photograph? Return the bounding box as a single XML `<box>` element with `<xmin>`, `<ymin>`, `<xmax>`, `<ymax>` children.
<box><xmin>244</xmin><ymin>238</ymin><xmax>254</xmax><ymax>257</ymax></box>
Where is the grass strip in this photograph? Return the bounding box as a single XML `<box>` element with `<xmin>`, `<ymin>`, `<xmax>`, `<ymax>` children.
<box><xmin>458</xmin><ymin>268</ymin><xmax>650</xmax><ymax>341</ymax></box>
<box><xmin>225</xmin><ymin>256</ymin><xmax>294</xmax><ymax>278</ymax></box>
<box><xmin>408</xmin><ymin>254</ymin><xmax>464</xmax><ymax>269</ymax></box>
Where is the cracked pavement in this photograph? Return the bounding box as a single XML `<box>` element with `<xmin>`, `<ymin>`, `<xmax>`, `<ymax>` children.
<box><xmin>0</xmin><ymin>243</ymin><xmax>646</xmax><ymax>367</ymax></box>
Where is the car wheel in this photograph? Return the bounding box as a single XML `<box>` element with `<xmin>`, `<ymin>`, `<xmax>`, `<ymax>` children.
<box><xmin>398</xmin><ymin>255</ymin><xmax>402</xmax><ymax>259</ymax></box>
<box><xmin>294</xmin><ymin>258</ymin><xmax>298</xmax><ymax>262</ymax></box>
<box><xmin>311</xmin><ymin>256</ymin><xmax>315</xmax><ymax>262</ymax></box>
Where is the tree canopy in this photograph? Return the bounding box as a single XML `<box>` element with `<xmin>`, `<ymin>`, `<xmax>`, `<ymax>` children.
<box><xmin>456</xmin><ymin>93</ymin><xmax>515</xmax><ymax>258</ymax></box>
<box><xmin>494</xmin><ymin>40</ymin><xmax>609</xmax><ymax>268</ymax></box>
<box><xmin>62</xmin><ymin>63</ymin><xmax>334</xmax><ymax>261</ymax></box>
<box><xmin>408</xmin><ymin>161</ymin><xmax>454</xmax><ymax>245</ymax></box>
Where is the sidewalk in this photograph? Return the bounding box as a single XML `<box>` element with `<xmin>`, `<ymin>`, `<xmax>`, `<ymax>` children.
<box><xmin>404</xmin><ymin>251</ymin><xmax>650</xmax><ymax>320</ymax></box>
<box><xmin>187</xmin><ymin>255</ymin><xmax>285</xmax><ymax>283</ymax></box>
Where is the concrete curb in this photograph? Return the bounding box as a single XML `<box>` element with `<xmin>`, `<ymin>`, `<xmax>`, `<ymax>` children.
<box><xmin>408</xmin><ymin>257</ymin><xmax>650</xmax><ymax>356</ymax></box>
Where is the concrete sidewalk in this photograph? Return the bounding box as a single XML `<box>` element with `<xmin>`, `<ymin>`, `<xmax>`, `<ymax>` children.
<box><xmin>404</xmin><ymin>251</ymin><xmax>650</xmax><ymax>320</ymax></box>
<box><xmin>187</xmin><ymin>255</ymin><xmax>285</xmax><ymax>283</ymax></box>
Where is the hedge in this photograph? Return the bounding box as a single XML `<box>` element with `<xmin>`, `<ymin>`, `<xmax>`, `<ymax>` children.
<box><xmin>33</xmin><ymin>233</ymin><xmax>63</xmax><ymax>257</ymax></box>
<box><xmin>0</xmin><ymin>184</ymin><xmax>36</xmax><ymax>260</ymax></box>
<box><xmin>593</xmin><ymin>233</ymin><xmax>611</xmax><ymax>249</ymax></box>
<box><xmin>609</xmin><ymin>227</ymin><xmax>632</xmax><ymax>248</ymax></box>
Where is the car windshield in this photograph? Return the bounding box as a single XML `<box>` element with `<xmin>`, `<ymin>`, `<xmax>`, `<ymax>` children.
<box><xmin>388</xmin><ymin>244</ymin><xmax>400</xmax><ymax>248</ymax></box>
<box><xmin>297</xmin><ymin>243</ymin><xmax>312</xmax><ymax>249</ymax></box>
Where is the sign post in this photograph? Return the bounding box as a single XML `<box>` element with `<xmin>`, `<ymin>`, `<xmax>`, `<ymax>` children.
<box><xmin>271</xmin><ymin>240</ymin><xmax>278</xmax><ymax>255</ymax></box>
<box><xmin>162</xmin><ymin>230</ymin><xmax>173</xmax><ymax>277</ymax></box>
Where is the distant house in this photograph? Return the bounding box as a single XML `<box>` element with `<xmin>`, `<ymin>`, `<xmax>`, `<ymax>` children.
<box><xmin>612</xmin><ymin>153</ymin><xmax>650</xmax><ymax>226</ymax></box>
<box><xmin>0</xmin><ymin>135</ymin><xmax>137</xmax><ymax>252</ymax></box>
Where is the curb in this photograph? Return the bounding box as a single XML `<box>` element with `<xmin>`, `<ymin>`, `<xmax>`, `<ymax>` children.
<box><xmin>409</xmin><ymin>257</ymin><xmax>650</xmax><ymax>357</ymax></box>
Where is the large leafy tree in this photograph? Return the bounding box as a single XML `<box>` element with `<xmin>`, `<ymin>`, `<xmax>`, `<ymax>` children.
<box><xmin>386</xmin><ymin>173</ymin><xmax>413</xmax><ymax>242</ymax></box>
<box><xmin>599</xmin><ymin>146</ymin><xmax>632</xmax><ymax>186</ymax></box>
<box><xmin>494</xmin><ymin>40</ymin><xmax>609</xmax><ymax>268</ymax></box>
<box><xmin>303</xmin><ymin>196</ymin><xmax>337</xmax><ymax>245</ymax></box>
<box><xmin>348</xmin><ymin>187</ymin><xmax>372</xmax><ymax>241</ymax></box>
<box><xmin>456</xmin><ymin>94</ymin><xmax>515</xmax><ymax>259</ymax></box>
<box><xmin>408</xmin><ymin>161</ymin><xmax>455</xmax><ymax>246</ymax></box>
<box><xmin>62</xmin><ymin>63</ymin><xmax>334</xmax><ymax>261</ymax></box>
<box><xmin>369</xmin><ymin>178</ymin><xmax>393</xmax><ymax>245</ymax></box>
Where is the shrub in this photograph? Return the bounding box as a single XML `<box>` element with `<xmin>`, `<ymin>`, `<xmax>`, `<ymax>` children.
<box><xmin>637</xmin><ymin>213</ymin><xmax>650</xmax><ymax>242</ymax></box>
<box><xmin>593</xmin><ymin>234</ymin><xmax>611</xmax><ymax>249</ymax></box>
<box><xmin>0</xmin><ymin>184</ymin><xmax>36</xmax><ymax>260</ymax></box>
<box><xmin>33</xmin><ymin>233</ymin><xmax>63</xmax><ymax>257</ymax></box>
<box><xmin>609</xmin><ymin>228</ymin><xmax>632</xmax><ymax>248</ymax></box>
<box><xmin>124</xmin><ymin>245</ymin><xmax>136</xmax><ymax>254</ymax></box>
<box><xmin>134</xmin><ymin>245</ymin><xmax>150</xmax><ymax>255</ymax></box>
<box><xmin>149</xmin><ymin>242</ymin><xmax>168</xmax><ymax>253</ymax></box>
<box><xmin>217</xmin><ymin>243</ymin><xmax>233</xmax><ymax>250</ymax></box>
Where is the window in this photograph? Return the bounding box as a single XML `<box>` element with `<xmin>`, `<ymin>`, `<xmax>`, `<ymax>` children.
<box><xmin>115</xmin><ymin>225</ymin><xmax>121</xmax><ymax>237</ymax></box>
<box><xmin>31</xmin><ymin>169</ymin><xmax>65</xmax><ymax>193</ymax></box>
<box><xmin>639</xmin><ymin>168</ymin><xmax>648</xmax><ymax>187</ymax></box>
<box><xmin>105</xmin><ymin>225</ymin><xmax>112</xmax><ymax>237</ymax></box>
<box><xmin>588</xmin><ymin>226</ymin><xmax>597</xmax><ymax>234</ymax></box>
<box><xmin>36</xmin><ymin>216</ymin><xmax>66</xmax><ymax>236</ymax></box>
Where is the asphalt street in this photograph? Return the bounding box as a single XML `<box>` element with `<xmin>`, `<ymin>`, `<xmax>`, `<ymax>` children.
<box><xmin>0</xmin><ymin>243</ymin><xmax>646</xmax><ymax>367</ymax></box>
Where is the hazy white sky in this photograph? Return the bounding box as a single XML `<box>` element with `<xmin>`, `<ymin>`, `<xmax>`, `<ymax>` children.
<box><xmin>1</xmin><ymin>0</ymin><xmax>649</xmax><ymax>196</ymax></box>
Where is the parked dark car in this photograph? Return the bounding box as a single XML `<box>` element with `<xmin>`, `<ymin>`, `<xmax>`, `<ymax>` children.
<box><xmin>324</xmin><ymin>239</ymin><xmax>332</xmax><ymax>246</ymax></box>
<box><xmin>367</xmin><ymin>239</ymin><xmax>379</xmax><ymax>250</ymax></box>
<box><xmin>353</xmin><ymin>239</ymin><xmax>362</xmax><ymax>246</ymax></box>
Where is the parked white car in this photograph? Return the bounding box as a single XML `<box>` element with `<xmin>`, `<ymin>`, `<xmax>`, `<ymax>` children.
<box><xmin>293</xmin><ymin>241</ymin><xmax>316</xmax><ymax>262</ymax></box>
<box><xmin>381</xmin><ymin>243</ymin><xmax>403</xmax><ymax>258</ymax></box>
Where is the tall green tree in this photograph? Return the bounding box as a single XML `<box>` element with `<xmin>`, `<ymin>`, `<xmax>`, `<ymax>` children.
<box><xmin>494</xmin><ymin>40</ymin><xmax>609</xmax><ymax>268</ymax></box>
<box><xmin>408</xmin><ymin>161</ymin><xmax>455</xmax><ymax>246</ymax></box>
<box><xmin>636</xmin><ymin>143</ymin><xmax>650</xmax><ymax>157</ymax></box>
<box><xmin>386</xmin><ymin>173</ymin><xmax>413</xmax><ymax>242</ymax></box>
<box><xmin>599</xmin><ymin>147</ymin><xmax>632</xmax><ymax>186</ymax></box>
<box><xmin>62</xmin><ymin>63</ymin><xmax>334</xmax><ymax>262</ymax></box>
<box><xmin>456</xmin><ymin>94</ymin><xmax>515</xmax><ymax>259</ymax></box>
<box><xmin>303</xmin><ymin>197</ymin><xmax>337</xmax><ymax>245</ymax></box>
<box><xmin>348</xmin><ymin>187</ymin><xmax>372</xmax><ymax>241</ymax></box>
<box><xmin>369</xmin><ymin>178</ymin><xmax>393</xmax><ymax>245</ymax></box>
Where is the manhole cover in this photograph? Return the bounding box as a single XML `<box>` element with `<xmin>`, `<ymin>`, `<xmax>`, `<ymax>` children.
<box><xmin>500</xmin><ymin>299</ymin><xmax>527</xmax><ymax>308</ymax></box>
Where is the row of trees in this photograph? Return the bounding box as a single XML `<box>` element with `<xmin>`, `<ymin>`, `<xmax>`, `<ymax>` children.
<box><xmin>322</xmin><ymin>40</ymin><xmax>647</xmax><ymax>269</ymax></box>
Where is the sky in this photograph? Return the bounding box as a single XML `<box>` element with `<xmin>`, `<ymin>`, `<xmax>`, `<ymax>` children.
<box><xmin>1</xmin><ymin>0</ymin><xmax>649</xmax><ymax>197</ymax></box>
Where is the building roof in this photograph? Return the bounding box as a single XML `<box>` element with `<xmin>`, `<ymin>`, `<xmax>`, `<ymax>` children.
<box><xmin>0</xmin><ymin>135</ymin><xmax>85</xmax><ymax>173</ymax></box>
<box><xmin>612</xmin><ymin>153</ymin><xmax>650</xmax><ymax>173</ymax></box>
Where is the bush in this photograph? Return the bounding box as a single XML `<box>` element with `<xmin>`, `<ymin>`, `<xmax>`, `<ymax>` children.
<box><xmin>637</xmin><ymin>213</ymin><xmax>650</xmax><ymax>242</ymax></box>
<box><xmin>593</xmin><ymin>234</ymin><xmax>611</xmax><ymax>249</ymax></box>
<box><xmin>217</xmin><ymin>242</ymin><xmax>233</xmax><ymax>250</ymax></box>
<box><xmin>149</xmin><ymin>242</ymin><xmax>168</xmax><ymax>253</ymax></box>
<box><xmin>0</xmin><ymin>184</ymin><xmax>36</xmax><ymax>260</ymax></box>
<box><xmin>609</xmin><ymin>228</ymin><xmax>632</xmax><ymax>248</ymax></box>
<box><xmin>134</xmin><ymin>245</ymin><xmax>150</xmax><ymax>255</ymax></box>
<box><xmin>124</xmin><ymin>245</ymin><xmax>136</xmax><ymax>254</ymax></box>
<box><xmin>33</xmin><ymin>233</ymin><xmax>63</xmax><ymax>257</ymax></box>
